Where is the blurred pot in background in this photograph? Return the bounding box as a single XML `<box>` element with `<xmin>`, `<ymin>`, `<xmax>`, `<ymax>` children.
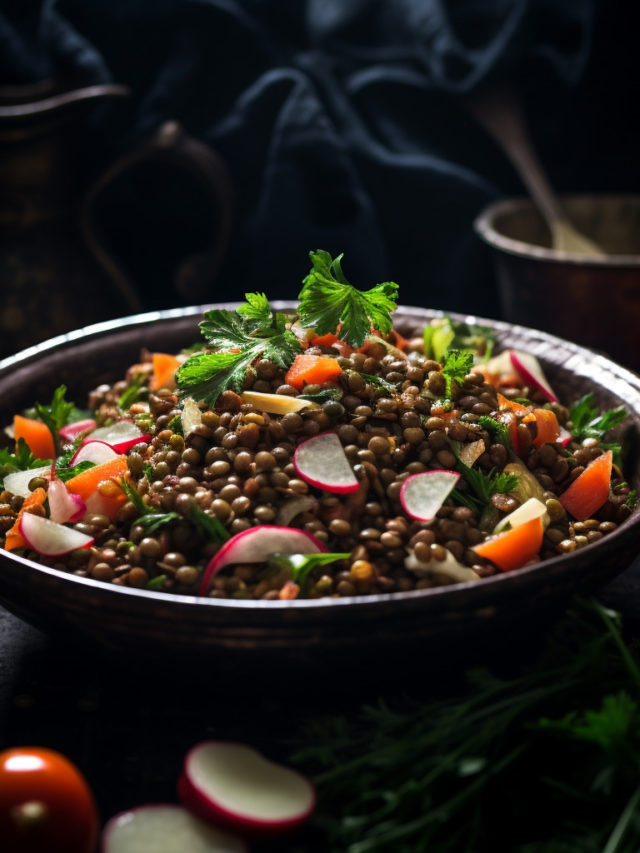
<box><xmin>475</xmin><ymin>195</ymin><xmax>640</xmax><ymax>371</ymax></box>
<box><xmin>0</xmin><ymin>81</ymin><xmax>234</xmax><ymax>359</ymax></box>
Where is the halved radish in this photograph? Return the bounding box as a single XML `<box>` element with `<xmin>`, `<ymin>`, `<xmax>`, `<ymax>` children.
<box><xmin>59</xmin><ymin>418</ymin><xmax>96</xmax><ymax>442</ymax></box>
<box><xmin>2</xmin><ymin>465</ymin><xmax>51</xmax><ymax>498</ymax></box>
<box><xmin>399</xmin><ymin>470</ymin><xmax>460</xmax><ymax>521</ymax></box>
<box><xmin>102</xmin><ymin>804</ymin><xmax>247</xmax><ymax>853</ymax></box>
<box><xmin>20</xmin><ymin>512</ymin><xmax>94</xmax><ymax>556</ymax></box>
<box><xmin>72</xmin><ymin>440</ymin><xmax>119</xmax><ymax>466</ymax></box>
<box><xmin>510</xmin><ymin>350</ymin><xmax>558</xmax><ymax>403</ymax></box>
<box><xmin>493</xmin><ymin>497</ymin><xmax>548</xmax><ymax>533</ymax></box>
<box><xmin>199</xmin><ymin>527</ymin><xmax>326</xmax><ymax>595</ymax></box>
<box><xmin>48</xmin><ymin>478</ymin><xmax>86</xmax><ymax>524</ymax></box>
<box><xmin>293</xmin><ymin>432</ymin><xmax>358</xmax><ymax>494</ymax></box>
<box><xmin>458</xmin><ymin>439</ymin><xmax>485</xmax><ymax>468</ymax></box>
<box><xmin>178</xmin><ymin>741</ymin><xmax>316</xmax><ymax>838</ymax></box>
<box><xmin>86</xmin><ymin>421</ymin><xmax>151</xmax><ymax>453</ymax></box>
<box><xmin>559</xmin><ymin>425</ymin><xmax>572</xmax><ymax>447</ymax></box>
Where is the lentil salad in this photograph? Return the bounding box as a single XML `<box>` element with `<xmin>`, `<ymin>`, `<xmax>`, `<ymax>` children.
<box><xmin>0</xmin><ymin>251</ymin><xmax>634</xmax><ymax>600</ymax></box>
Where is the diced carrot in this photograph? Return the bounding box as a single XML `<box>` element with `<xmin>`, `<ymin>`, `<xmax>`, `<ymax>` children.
<box><xmin>523</xmin><ymin>408</ymin><xmax>560</xmax><ymax>448</ymax></box>
<box><xmin>390</xmin><ymin>329</ymin><xmax>409</xmax><ymax>350</ymax></box>
<box><xmin>150</xmin><ymin>352</ymin><xmax>180</xmax><ymax>391</ymax></box>
<box><xmin>284</xmin><ymin>354</ymin><xmax>343</xmax><ymax>390</ymax></box>
<box><xmin>472</xmin><ymin>516</ymin><xmax>544</xmax><ymax>572</ymax></box>
<box><xmin>4</xmin><ymin>488</ymin><xmax>47</xmax><ymax>551</ymax></box>
<box><xmin>67</xmin><ymin>456</ymin><xmax>128</xmax><ymax>519</ymax></box>
<box><xmin>429</xmin><ymin>407</ymin><xmax>460</xmax><ymax>422</ymax></box>
<box><xmin>310</xmin><ymin>332</ymin><xmax>339</xmax><ymax>347</ymax></box>
<box><xmin>559</xmin><ymin>450</ymin><xmax>613</xmax><ymax>521</ymax></box>
<box><xmin>278</xmin><ymin>580</ymin><xmax>300</xmax><ymax>600</ymax></box>
<box><xmin>477</xmin><ymin>365</ymin><xmax>521</xmax><ymax>389</ymax></box>
<box><xmin>14</xmin><ymin>415</ymin><xmax>55</xmax><ymax>460</ymax></box>
<box><xmin>497</xmin><ymin>393</ymin><xmax>529</xmax><ymax>417</ymax></box>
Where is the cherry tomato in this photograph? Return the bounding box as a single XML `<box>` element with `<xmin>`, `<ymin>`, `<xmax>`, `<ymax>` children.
<box><xmin>0</xmin><ymin>746</ymin><xmax>99</xmax><ymax>853</ymax></box>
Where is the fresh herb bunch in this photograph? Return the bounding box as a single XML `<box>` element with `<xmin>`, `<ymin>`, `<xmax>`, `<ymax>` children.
<box><xmin>297</xmin><ymin>250</ymin><xmax>398</xmax><ymax>348</ymax></box>
<box><xmin>569</xmin><ymin>393</ymin><xmax>628</xmax><ymax>464</ymax></box>
<box><xmin>176</xmin><ymin>294</ymin><xmax>302</xmax><ymax>405</ymax></box>
<box><xmin>293</xmin><ymin>599</ymin><xmax>640</xmax><ymax>853</ymax></box>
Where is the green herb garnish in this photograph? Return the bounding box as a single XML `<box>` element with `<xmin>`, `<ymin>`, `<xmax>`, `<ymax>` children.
<box><xmin>190</xmin><ymin>504</ymin><xmax>230</xmax><ymax>543</ymax></box>
<box><xmin>56</xmin><ymin>460</ymin><xmax>95</xmax><ymax>482</ymax></box>
<box><xmin>167</xmin><ymin>414</ymin><xmax>183</xmax><ymax>436</ymax></box>
<box><xmin>147</xmin><ymin>574</ymin><xmax>167</xmax><ymax>591</ymax></box>
<box><xmin>450</xmin><ymin>440</ymin><xmax>518</xmax><ymax>507</ymax></box>
<box><xmin>625</xmin><ymin>490</ymin><xmax>638</xmax><ymax>510</ymax></box>
<box><xmin>298</xmin><ymin>388</ymin><xmax>341</xmax><ymax>404</ymax></box>
<box><xmin>441</xmin><ymin>349</ymin><xmax>474</xmax><ymax>400</ymax></box>
<box><xmin>569</xmin><ymin>394</ymin><xmax>627</xmax><ymax>464</ymax></box>
<box><xmin>359</xmin><ymin>373</ymin><xmax>399</xmax><ymax>394</ymax></box>
<box><xmin>297</xmin><ymin>250</ymin><xmax>398</xmax><ymax>348</ymax></box>
<box><xmin>176</xmin><ymin>295</ymin><xmax>302</xmax><ymax>406</ymax></box>
<box><xmin>118</xmin><ymin>374</ymin><xmax>146</xmax><ymax>410</ymax></box>
<box><xmin>267</xmin><ymin>552</ymin><xmax>351</xmax><ymax>593</ymax></box>
<box><xmin>477</xmin><ymin>415</ymin><xmax>512</xmax><ymax>449</ymax></box>
<box><xmin>137</xmin><ymin>512</ymin><xmax>181</xmax><ymax>534</ymax></box>
<box><xmin>33</xmin><ymin>385</ymin><xmax>82</xmax><ymax>454</ymax></box>
<box><xmin>0</xmin><ymin>438</ymin><xmax>49</xmax><ymax>488</ymax></box>
<box><xmin>120</xmin><ymin>478</ymin><xmax>150</xmax><ymax>515</ymax></box>
<box><xmin>424</xmin><ymin>316</ymin><xmax>496</xmax><ymax>364</ymax></box>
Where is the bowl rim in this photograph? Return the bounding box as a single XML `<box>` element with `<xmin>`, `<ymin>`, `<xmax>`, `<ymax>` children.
<box><xmin>1</xmin><ymin>302</ymin><xmax>640</xmax><ymax>615</ymax></box>
<box><xmin>474</xmin><ymin>194</ymin><xmax>640</xmax><ymax>267</ymax></box>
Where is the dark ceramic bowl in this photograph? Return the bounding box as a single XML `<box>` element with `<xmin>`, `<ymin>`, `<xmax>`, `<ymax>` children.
<box><xmin>1</xmin><ymin>304</ymin><xmax>640</xmax><ymax>673</ymax></box>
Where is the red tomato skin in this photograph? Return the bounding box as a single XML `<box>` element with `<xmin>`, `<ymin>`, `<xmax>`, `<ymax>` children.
<box><xmin>0</xmin><ymin>747</ymin><xmax>98</xmax><ymax>853</ymax></box>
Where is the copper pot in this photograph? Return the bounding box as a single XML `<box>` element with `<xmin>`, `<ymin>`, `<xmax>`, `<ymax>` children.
<box><xmin>475</xmin><ymin>195</ymin><xmax>640</xmax><ymax>371</ymax></box>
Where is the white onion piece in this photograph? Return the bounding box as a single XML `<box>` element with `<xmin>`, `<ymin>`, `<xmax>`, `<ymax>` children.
<box><xmin>493</xmin><ymin>497</ymin><xmax>548</xmax><ymax>533</ymax></box>
<box><xmin>2</xmin><ymin>465</ymin><xmax>51</xmax><ymax>499</ymax></box>
<box><xmin>181</xmin><ymin>397</ymin><xmax>203</xmax><ymax>436</ymax></box>
<box><xmin>405</xmin><ymin>548</ymin><xmax>479</xmax><ymax>584</ymax></box>
<box><xmin>458</xmin><ymin>439</ymin><xmax>485</xmax><ymax>468</ymax></box>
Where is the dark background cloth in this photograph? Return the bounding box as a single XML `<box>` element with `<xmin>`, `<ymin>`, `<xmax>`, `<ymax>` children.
<box><xmin>1</xmin><ymin>0</ymin><xmax>638</xmax><ymax>316</ymax></box>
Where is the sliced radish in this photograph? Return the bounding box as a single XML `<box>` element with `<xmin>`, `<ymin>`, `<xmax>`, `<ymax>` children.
<box><xmin>2</xmin><ymin>465</ymin><xmax>51</xmax><ymax>499</ymax></box>
<box><xmin>102</xmin><ymin>804</ymin><xmax>247</xmax><ymax>853</ymax></box>
<box><xmin>405</xmin><ymin>548</ymin><xmax>480</xmax><ymax>584</ymax></box>
<box><xmin>399</xmin><ymin>470</ymin><xmax>460</xmax><ymax>521</ymax></box>
<box><xmin>59</xmin><ymin>418</ymin><xmax>96</xmax><ymax>442</ymax></box>
<box><xmin>87</xmin><ymin>421</ymin><xmax>151</xmax><ymax>453</ymax></box>
<box><xmin>72</xmin><ymin>440</ymin><xmax>119</xmax><ymax>466</ymax></box>
<box><xmin>493</xmin><ymin>497</ymin><xmax>548</xmax><ymax>533</ymax></box>
<box><xmin>510</xmin><ymin>350</ymin><xmax>559</xmax><ymax>403</ymax></box>
<box><xmin>458</xmin><ymin>438</ymin><xmax>485</xmax><ymax>468</ymax></box>
<box><xmin>293</xmin><ymin>432</ymin><xmax>358</xmax><ymax>494</ymax></box>
<box><xmin>48</xmin><ymin>478</ymin><xmax>86</xmax><ymax>524</ymax></box>
<box><xmin>240</xmin><ymin>391</ymin><xmax>318</xmax><ymax>415</ymax></box>
<box><xmin>559</xmin><ymin>425</ymin><xmax>572</xmax><ymax>447</ymax></box>
<box><xmin>181</xmin><ymin>397</ymin><xmax>203</xmax><ymax>436</ymax></box>
<box><xmin>179</xmin><ymin>741</ymin><xmax>316</xmax><ymax>838</ymax></box>
<box><xmin>199</xmin><ymin>526</ymin><xmax>326</xmax><ymax>595</ymax></box>
<box><xmin>20</xmin><ymin>512</ymin><xmax>94</xmax><ymax>556</ymax></box>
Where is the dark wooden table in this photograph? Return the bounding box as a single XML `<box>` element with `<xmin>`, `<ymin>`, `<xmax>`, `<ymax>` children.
<box><xmin>1</xmin><ymin>558</ymin><xmax>639</xmax><ymax>851</ymax></box>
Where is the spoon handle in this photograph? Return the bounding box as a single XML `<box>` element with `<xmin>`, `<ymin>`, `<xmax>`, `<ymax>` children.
<box><xmin>465</xmin><ymin>84</ymin><xmax>566</xmax><ymax>227</ymax></box>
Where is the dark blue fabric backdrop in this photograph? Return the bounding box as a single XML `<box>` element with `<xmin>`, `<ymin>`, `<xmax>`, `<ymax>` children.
<box><xmin>1</xmin><ymin>0</ymin><xmax>637</xmax><ymax>314</ymax></box>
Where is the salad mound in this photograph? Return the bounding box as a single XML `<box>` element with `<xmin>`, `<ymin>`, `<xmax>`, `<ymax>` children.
<box><xmin>0</xmin><ymin>251</ymin><xmax>635</xmax><ymax>600</ymax></box>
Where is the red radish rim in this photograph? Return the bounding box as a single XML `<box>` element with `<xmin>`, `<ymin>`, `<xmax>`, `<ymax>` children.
<box><xmin>510</xmin><ymin>351</ymin><xmax>559</xmax><ymax>403</ymax></box>
<box><xmin>179</xmin><ymin>740</ymin><xmax>316</xmax><ymax>836</ymax></box>
<box><xmin>101</xmin><ymin>803</ymin><xmax>249</xmax><ymax>853</ymax></box>
<box><xmin>59</xmin><ymin>418</ymin><xmax>96</xmax><ymax>441</ymax></box>
<box><xmin>109</xmin><ymin>435</ymin><xmax>152</xmax><ymax>454</ymax></box>
<box><xmin>19</xmin><ymin>514</ymin><xmax>94</xmax><ymax>556</ymax></box>
<box><xmin>71</xmin><ymin>440</ymin><xmax>118</xmax><ymax>466</ymax></box>
<box><xmin>292</xmin><ymin>431</ymin><xmax>359</xmax><ymax>494</ymax></box>
<box><xmin>199</xmin><ymin>527</ymin><xmax>327</xmax><ymax>596</ymax></box>
<box><xmin>399</xmin><ymin>469</ymin><xmax>459</xmax><ymax>521</ymax></box>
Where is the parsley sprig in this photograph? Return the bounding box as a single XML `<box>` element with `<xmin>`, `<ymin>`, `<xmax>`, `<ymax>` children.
<box><xmin>449</xmin><ymin>439</ymin><xmax>518</xmax><ymax>511</ymax></box>
<box><xmin>441</xmin><ymin>349</ymin><xmax>474</xmax><ymax>401</ymax></box>
<box><xmin>569</xmin><ymin>393</ymin><xmax>627</xmax><ymax>464</ymax></box>
<box><xmin>297</xmin><ymin>250</ymin><xmax>398</xmax><ymax>348</ymax></box>
<box><xmin>32</xmin><ymin>385</ymin><xmax>87</xmax><ymax>455</ymax></box>
<box><xmin>176</xmin><ymin>294</ymin><xmax>302</xmax><ymax>406</ymax></box>
<box><xmin>0</xmin><ymin>438</ymin><xmax>49</xmax><ymax>488</ymax></box>
<box><xmin>267</xmin><ymin>552</ymin><xmax>350</xmax><ymax>594</ymax></box>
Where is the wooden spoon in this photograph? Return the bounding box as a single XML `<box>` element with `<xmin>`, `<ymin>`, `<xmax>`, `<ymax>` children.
<box><xmin>466</xmin><ymin>84</ymin><xmax>605</xmax><ymax>256</ymax></box>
